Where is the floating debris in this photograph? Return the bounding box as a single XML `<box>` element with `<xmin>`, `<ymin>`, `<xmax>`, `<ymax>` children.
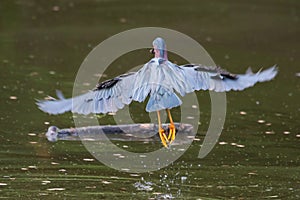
<box><xmin>236</xmin><ymin>144</ymin><xmax>245</xmax><ymax>148</ymax></box>
<box><xmin>0</xmin><ymin>183</ymin><xmax>7</xmax><ymax>186</ymax></box>
<box><xmin>181</xmin><ymin>176</ymin><xmax>187</xmax><ymax>183</ymax></box>
<box><xmin>257</xmin><ymin>119</ymin><xmax>265</xmax><ymax>124</ymax></box>
<box><xmin>21</xmin><ymin>167</ymin><xmax>28</xmax><ymax>171</ymax></box>
<box><xmin>85</xmin><ymin>186</ymin><xmax>96</xmax><ymax>189</ymax></box>
<box><xmin>51</xmin><ymin>162</ymin><xmax>59</xmax><ymax>165</ymax></box>
<box><xmin>122</xmin><ymin>145</ymin><xmax>129</xmax><ymax>148</ymax></box>
<box><xmin>265</xmin><ymin>131</ymin><xmax>275</xmax><ymax>135</ymax></box>
<box><xmin>119</xmin><ymin>17</ymin><xmax>127</xmax><ymax>23</ymax></box>
<box><xmin>47</xmin><ymin>188</ymin><xmax>65</xmax><ymax>191</ymax></box>
<box><xmin>283</xmin><ymin>131</ymin><xmax>290</xmax><ymax>135</ymax></box>
<box><xmin>52</xmin><ymin>6</ymin><xmax>60</xmax><ymax>12</ymax></box>
<box><xmin>191</xmin><ymin>105</ymin><xmax>198</xmax><ymax>109</ymax></box>
<box><xmin>28</xmin><ymin>165</ymin><xmax>37</xmax><ymax>169</ymax></box>
<box><xmin>9</xmin><ymin>96</ymin><xmax>17</xmax><ymax>100</ymax></box>
<box><xmin>83</xmin><ymin>158</ymin><xmax>94</xmax><ymax>162</ymax></box>
<box><xmin>28</xmin><ymin>133</ymin><xmax>36</xmax><ymax>136</ymax></box>
<box><xmin>219</xmin><ymin>141</ymin><xmax>228</xmax><ymax>145</ymax></box>
<box><xmin>239</xmin><ymin>111</ymin><xmax>247</xmax><ymax>115</ymax></box>
<box><xmin>58</xmin><ymin>169</ymin><xmax>66</xmax><ymax>172</ymax></box>
<box><xmin>265</xmin><ymin>123</ymin><xmax>272</xmax><ymax>126</ymax></box>
<box><xmin>29</xmin><ymin>141</ymin><xmax>38</xmax><ymax>144</ymax></box>
<box><xmin>49</xmin><ymin>71</ymin><xmax>56</xmax><ymax>75</ymax></box>
<box><xmin>248</xmin><ymin>172</ymin><xmax>258</xmax><ymax>175</ymax></box>
<box><xmin>28</xmin><ymin>54</ymin><xmax>35</xmax><ymax>59</ymax></box>
<box><xmin>230</xmin><ymin>143</ymin><xmax>237</xmax><ymax>146</ymax></box>
<box><xmin>29</xmin><ymin>72</ymin><xmax>39</xmax><ymax>76</ymax></box>
<box><xmin>296</xmin><ymin>134</ymin><xmax>300</xmax><ymax>138</ymax></box>
<box><xmin>42</xmin><ymin>180</ymin><xmax>51</xmax><ymax>185</ymax></box>
<box><xmin>82</xmin><ymin>82</ymin><xmax>90</xmax><ymax>86</ymax></box>
<box><xmin>295</xmin><ymin>72</ymin><xmax>300</xmax><ymax>77</ymax></box>
<box><xmin>102</xmin><ymin>181</ymin><xmax>112</xmax><ymax>184</ymax></box>
<box><xmin>206</xmin><ymin>36</ymin><xmax>212</xmax><ymax>42</ymax></box>
<box><xmin>44</xmin><ymin>122</ymin><xmax>50</xmax><ymax>125</ymax></box>
<box><xmin>130</xmin><ymin>174</ymin><xmax>140</xmax><ymax>177</ymax></box>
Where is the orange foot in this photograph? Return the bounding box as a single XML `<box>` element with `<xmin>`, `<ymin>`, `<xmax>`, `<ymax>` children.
<box><xmin>168</xmin><ymin>123</ymin><xmax>176</xmax><ymax>144</ymax></box>
<box><xmin>158</xmin><ymin>127</ymin><xmax>169</xmax><ymax>148</ymax></box>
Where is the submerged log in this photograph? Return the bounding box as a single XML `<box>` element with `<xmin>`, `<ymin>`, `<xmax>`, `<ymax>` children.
<box><xmin>46</xmin><ymin>123</ymin><xmax>195</xmax><ymax>143</ymax></box>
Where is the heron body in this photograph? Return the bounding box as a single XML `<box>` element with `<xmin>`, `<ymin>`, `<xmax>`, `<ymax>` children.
<box><xmin>37</xmin><ymin>37</ymin><xmax>278</xmax><ymax>147</ymax></box>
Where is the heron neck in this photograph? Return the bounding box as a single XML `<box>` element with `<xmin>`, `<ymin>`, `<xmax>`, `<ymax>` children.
<box><xmin>155</xmin><ymin>50</ymin><xmax>168</xmax><ymax>60</ymax></box>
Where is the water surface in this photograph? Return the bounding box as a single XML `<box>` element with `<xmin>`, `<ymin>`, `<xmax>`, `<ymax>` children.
<box><xmin>0</xmin><ymin>0</ymin><xmax>299</xmax><ymax>199</ymax></box>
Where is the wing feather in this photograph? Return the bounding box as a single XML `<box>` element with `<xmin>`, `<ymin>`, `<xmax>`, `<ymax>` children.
<box><xmin>37</xmin><ymin>72</ymin><xmax>136</xmax><ymax>115</ymax></box>
<box><xmin>179</xmin><ymin>64</ymin><xmax>278</xmax><ymax>92</ymax></box>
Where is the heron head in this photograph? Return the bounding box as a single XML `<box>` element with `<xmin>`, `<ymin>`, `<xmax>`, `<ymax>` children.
<box><xmin>46</xmin><ymin>126</ymin><xmax>59</xmax><ymax>142</ymax></box>
<box><xmin>150</xmin><ymin>37</ymin><xmax>168</xmax><ymax>60</ymax></box>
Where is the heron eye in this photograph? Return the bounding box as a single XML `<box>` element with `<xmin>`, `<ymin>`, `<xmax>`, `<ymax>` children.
<box><xmin>150</xmin><ymin>48</ymin><xmax>155</xmax><ymax>54</ymax></box>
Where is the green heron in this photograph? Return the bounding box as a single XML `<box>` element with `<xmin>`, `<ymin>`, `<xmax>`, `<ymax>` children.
<box><xmin>37</xmin><ymin>37</ymin><xmax>278</xmax><ymax>147</ymax></box>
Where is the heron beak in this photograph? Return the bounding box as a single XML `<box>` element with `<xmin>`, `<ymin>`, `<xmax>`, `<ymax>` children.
<box><xmin>150</xmin><ymin>48</ymin><xmax>155</xmax><ymax>54</ymax></box>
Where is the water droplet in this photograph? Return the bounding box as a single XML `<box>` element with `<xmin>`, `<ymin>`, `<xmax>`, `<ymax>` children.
<box><xmin>283</xmin><ymin>131</ymin><xmax>290</xmax><ymax>135</ymax></box>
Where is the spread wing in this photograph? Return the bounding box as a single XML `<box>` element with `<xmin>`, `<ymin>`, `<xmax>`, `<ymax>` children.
<box><xmin>36</xmin><ymin>72</ymin><xmax>136</xmax><ymax>115</ymax></box>
<box><xmin>179</xmin><ymin>64</ymin><xmax>278</xmax><ymax>92</ymax></box>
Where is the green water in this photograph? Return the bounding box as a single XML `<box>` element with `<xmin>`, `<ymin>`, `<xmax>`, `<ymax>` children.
<box><xmin>0</xmin><ymin>0</ymin><xmax>299</xmax><ymax>199</ymax></box>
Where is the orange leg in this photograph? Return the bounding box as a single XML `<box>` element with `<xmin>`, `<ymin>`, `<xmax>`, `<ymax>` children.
<box><xmin>157</xmin><ymin>111</ymin><xmax>169</xmax><ymax>147</ymax></box>
<box><xmin>167</xmin><ymin>109</ymin><xmax>176</xmax><ymax>143</ymax></box>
